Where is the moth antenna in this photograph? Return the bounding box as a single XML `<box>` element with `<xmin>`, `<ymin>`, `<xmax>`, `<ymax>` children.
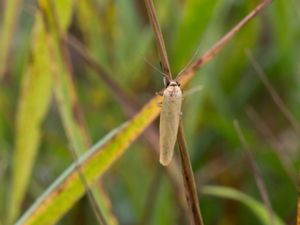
<box><xmin>182</xmin><ymin>85</ymin><xmax>203</xmax><ymax>97</ymax></box>
<box><xmin>159</xmin><ymin>61</ymin><xmax>163</xmax><ymax>71</ymax></box>
<box><xmin>175</xmin><ymin>45</ymin><xmax>201</xmax><ymax>82</ymax></box>
<box><xmin>144</xmin><ymin>58</ymin><xmax>171</xmax><ymax>86</ymax></box>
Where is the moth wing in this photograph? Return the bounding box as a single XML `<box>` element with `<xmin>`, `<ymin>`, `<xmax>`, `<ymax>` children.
<box><xmin>159</xmin><ymin>89</ymin><xmax>182</xmax><ymax>166</ymax></box>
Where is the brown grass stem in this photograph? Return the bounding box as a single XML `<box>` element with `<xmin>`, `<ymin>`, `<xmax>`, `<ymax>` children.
<box><xmin>69</xmin><ymin>147</ymin><xmax>108</xmax><ymax>225</ymax></box>
<box><xmin>46</xmin><ymin>0</ymin><xmax>91</xmax><ymax>147</ymax></box>
<box><xmin>144</xmin><ymin>0</ymin><xmax>204</xmax><ymax>223</ymax></box>
<box><xmin>177</xmin><ymin>122</ymin><xmax>204</xmax><ymax>225</ymax></box>
<box><xmin>67</xmin><ymin>35</ymin><xmax>162</xmax><ymax>152</ymax></box>
<box><xmin>177</xmin><ymin>0</ymin><xmax>272</xmax><ymax>85</ymax></box>
<box><xmin>67</xmin><ymin>35</ymin><xmax>140</xmax><ymax>117</ymax></box>
<box><xmin>145</xmin><ymin>0</ymin><xmax>172</xmax><ymax>82</ymax></box>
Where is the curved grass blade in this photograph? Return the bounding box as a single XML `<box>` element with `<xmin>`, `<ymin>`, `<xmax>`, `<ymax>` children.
<box><xmin>202</xmin><ymin>185</ymin><xmax>285</xmax><ymax>225</ymax></box>
<box><xmin>8</xmin><ymin>0</ymin><xmax>78</xmax><ymax>222</ymax></box>
<box><xmin>15</xmin><ymin>95</ymin><xmax>162</xmax><ymax>225</ymax></box>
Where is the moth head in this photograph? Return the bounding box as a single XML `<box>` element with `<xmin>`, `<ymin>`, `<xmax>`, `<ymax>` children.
<box><xmin>168</xmin><ymin>80</ymin><xmax>180</xmax><ymax>87</ymax></box>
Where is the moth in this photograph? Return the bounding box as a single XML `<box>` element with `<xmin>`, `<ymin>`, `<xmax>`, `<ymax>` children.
<box><xmin>159</xmin><ymin>79</ymin><xmax>182</xmax><ymax>166</ymax></box>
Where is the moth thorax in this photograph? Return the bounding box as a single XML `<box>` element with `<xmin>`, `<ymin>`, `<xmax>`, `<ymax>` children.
<box><xmin>164</xmin><ymin>80</ymin><xmax>182</xmax><ymax>97</ymax></box>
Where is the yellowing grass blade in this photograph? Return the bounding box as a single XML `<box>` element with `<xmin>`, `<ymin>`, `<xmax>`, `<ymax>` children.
<box><xmin>15</xmin><ymin>95</ymin><xmax>162</xmax><ymax>225</ymax></box>
<box><xmin>8</xmin><ymin>18</ymin><xmax>53</xmax><ymax>224</ymax></box>
<box><xmin>9</xmin><ymin>0</ymin><xmax>76</xmax><ymax>223</ymax></box>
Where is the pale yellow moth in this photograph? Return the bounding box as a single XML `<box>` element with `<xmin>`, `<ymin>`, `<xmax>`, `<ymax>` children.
<box><xmin>159</xmin><ymin>80</ymin><xmax>182</xmax><ymax>166</ymax></box>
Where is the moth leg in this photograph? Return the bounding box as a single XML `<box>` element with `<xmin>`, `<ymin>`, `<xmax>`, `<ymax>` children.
<box><xmin>157</xmin><ymin>102</ymin><xmax>162</xmax><ymax>107</ymax></box>
<box><xmin>155</xmin><ymin>90</ymin><xmax>164</xmax><ymax>96</ymax></box>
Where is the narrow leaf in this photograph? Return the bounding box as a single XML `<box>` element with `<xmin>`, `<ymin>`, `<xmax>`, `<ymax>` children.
<box><xmin>8</xmin><ymin>17</ymin><xmax>53</xmax><ymax>224</ymax></box>
<box><xmin>16</xmin><ymin>95</ymin><xmax>162</xmax><ymax>225</ymax></box>
<box><xmin>202</xmin><ymin>185</ymin><xmax>285</xmax><ymax>225</ymax></box>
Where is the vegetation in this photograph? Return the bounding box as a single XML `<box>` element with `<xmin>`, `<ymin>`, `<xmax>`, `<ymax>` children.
<box><xmin>0</xmin><ymin>0</ymin><xmax>299</xmax><ymax>225</ymax></box>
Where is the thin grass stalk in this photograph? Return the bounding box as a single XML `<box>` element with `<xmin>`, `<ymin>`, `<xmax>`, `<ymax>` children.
<box><xmin>234</xmin><ymin>120</ymin><xmax>274</xmax><ymax>225</ymax></box>
<box><xmin>144</xmin><ymin>0</ymin><xmax>203</xmax><ymax>223</ymax></box>
<box><xmin>177</xmin><ymin>122</ymin><xmax>204</xmax><ymax>225</ymax></box>
<box><xmin>69</xmin><ymin>147</ymin><xmax>108</xmax><ymax>225</ymax></box>
<box><xmin>246</xmin><ymin>50</ymin><xmax>300</xmax><ymax>137</ymax></box>
<box><xmin>246</xmin><ymin>106</ymin><xmax>297</xmax><ymax>185</ymax></box>
<box><xmin>144</xmin><ymin>0</ymin><xmax>172</xmax><ymax>80</ymax></box>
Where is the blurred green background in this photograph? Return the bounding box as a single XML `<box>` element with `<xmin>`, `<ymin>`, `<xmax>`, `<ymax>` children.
<box><xmin>0</xmin><ymin>0</ymin><xmax>300</xmax><ymax>224</ymax></box>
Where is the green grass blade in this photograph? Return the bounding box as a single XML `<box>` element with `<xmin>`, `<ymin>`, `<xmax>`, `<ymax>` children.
<box><xmin>202</xmin><ymin>185</ymin><xmax>285</xmax><ymax>225</ymax></box>
<box><xmin>15</xmin><ymin>95</ymin><xmax>161</xmax><ymax>225</ymax></box>
<box><xmin>8</xmin><ymin>17</ymin><xmax>53</xmax><ymax>224</ymax></box>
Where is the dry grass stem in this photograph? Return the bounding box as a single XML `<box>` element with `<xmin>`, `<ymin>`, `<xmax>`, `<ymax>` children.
<box><xmin>144</xmin><ymin>0</ymin><xmax>204</xmax><ymax>223</ymax></box>
<box><xmin>145</xmin><ymin>0</ymin><xmax>172</xmax><ymax>81</ymax></box>
<box><xmin>246</xmin><ymin>50</ymin><xmax>300</xmax><ymax>137</ymax></box>
<box><xmin>177</xmin><ymin>122</ymin><xmax>204</xmax><ymax>225</ymax></box>
<box><xmin>234</xmin><ymin>120</ymin><xmax>274</xmax><ymax>225</ymax></box>
<box><xmin>69</xmin><ymin>147</ymin><xmax>109</xmax><ymax>225</ymax></box>
<box><xmin>246</xmin><ymin>106</ymin><xmax>297</xmax><ymax>185</ymax></box>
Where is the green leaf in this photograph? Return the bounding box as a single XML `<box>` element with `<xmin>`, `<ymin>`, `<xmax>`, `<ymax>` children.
<box><xmin>8</xmin><ymin>0</ymin><xmax>75</xmax><ymax>223</ymax></box>
<box><xmin>15</xmin><ymin>95</ymin><xmax>161</xmax><ymax>225</ymax></box>
<box><xmin>202</xmin><ymin>185</ymin><xmax>285</xmax><ymax>225</ymax></box>
<box><xmin>8</xmin><ymin>17</ymin><xmax>53</xmax><ymax>224</ymax></box>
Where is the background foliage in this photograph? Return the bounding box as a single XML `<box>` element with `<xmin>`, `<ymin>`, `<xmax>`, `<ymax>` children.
<box><xmin>0</xmin><ymin>0</ymin><xmax>299</xmax><ymax>224</ymax></box>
